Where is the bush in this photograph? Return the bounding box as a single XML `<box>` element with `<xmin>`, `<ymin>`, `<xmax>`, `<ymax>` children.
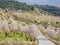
<box><xmin>50</xmin><ymin>22</ymin><xmax>60</xmax><ymax>28</ymax></box>
<box><xmin>39</xmin><ymin>21</ymin><xmax>48</xmax><ymax>29</ymax></box>
<box><xmin>34</xmin><ymin>20</ymin><xmax>38</xmax><ymax>24</ymax></box>
<box><xmin>56</xmin><ymin>34</ymin><xmax>60</xmax><ymax>40</ymax></box>
<box><xmin>7</xmin><ymin>32</ymin><xmax>14</xmax><ymax>37</ymax></box>
<box><xmin>0</xmin><ymin>34</ymin><xmax>5</xmax><ymax>41</ymax></box>
<box><xmin>55</xmin><ymin>22</ymin><xmax>60</xmax><ymax>28</ymax></box>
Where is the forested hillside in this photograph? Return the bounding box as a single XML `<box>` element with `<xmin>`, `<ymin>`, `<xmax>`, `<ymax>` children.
<box><xmin>0</xmin><ymin>0</ymin><xmax>34</xmax><ymax>10</ymax></box>
<box><xmin>33</xmin><ymin>5</ymin><xmax>60</xmax><ymax>16</ymax></box>
<box><xmin>0</xmin><ymin>0</ymin><xmax>60</xmax><ymax>16</ymax></box>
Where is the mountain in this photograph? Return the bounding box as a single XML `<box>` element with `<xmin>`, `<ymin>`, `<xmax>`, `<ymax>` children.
<box><xmin>33</xmin><ymin>5</ymin><xmax>60</xmax><ymax>16</ymax></box>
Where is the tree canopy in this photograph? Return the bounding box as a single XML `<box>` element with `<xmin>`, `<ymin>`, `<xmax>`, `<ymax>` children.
<box><xmin>0</xmin><ymin>0</ymin><xmax>34</xmax><ymax>10</ymax></box>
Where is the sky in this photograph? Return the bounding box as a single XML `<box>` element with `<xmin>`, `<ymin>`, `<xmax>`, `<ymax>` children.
<box><xmin>17</xmin><ymin>0</ymin><xmax>60</xmax><ymax>7</ymax></box>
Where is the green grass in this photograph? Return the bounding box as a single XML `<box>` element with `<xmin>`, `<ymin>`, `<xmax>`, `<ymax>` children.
<box><xmin>0</xmin><ymin>31</ymin><xmax>35</xmax><ymax>42</ymax></box>
<box><xmin>0</xmin><ymin>34</ymin><xmax>5</xmax><ymax>41</ymax></box>
<box><xmin>56</xmin><ymin>34</ymin><xmax>60</xmax><ymax>40</ymax></box>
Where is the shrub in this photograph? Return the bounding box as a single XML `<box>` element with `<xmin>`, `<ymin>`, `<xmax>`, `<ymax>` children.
<box><xmin>50</xmin><ymin>22</ymin><xmax>60</xmax><ymax>28</ymax></box>
<box><xmin>34</xmin><ymin>20</ymin><xmax>38</xmax><ymax>24</ymax></box>
<box><xmin>39</xmin><ymin>21</ymin><xmax>48</xmax><ymax>29</ymax></box>
<box><xmin>55</xmin><ymin>22</ymin><xmax>60</xmax><ymax>28</ymax></box>
<box><xmin>50</xmin><ymin>22</ymin><xmax>56</xmax><ymax>27</ymax></box>
<box><xmin>56</xmin><ymin>34</ymin><xmax>60</xmax><ymax>40</ymax></box>
<box><xmin>0</xmin><ymin>34</ymin><xmax>5</xmax><ymax>41</ymax></box>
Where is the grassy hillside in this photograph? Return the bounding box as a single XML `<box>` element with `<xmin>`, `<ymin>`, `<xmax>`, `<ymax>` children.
<box><xmin>0</xmin><ymin>9</ymin><xmax>60</xmax><ymax>45</ymax></box>
<box><xmin>0</xmin><ymin>9</ymin><xmax>60</xmax><ymax>28</ymax></box>
<box><xmin>0</xmin><ymin>0</ymin><xmax>60</xmax><ymax>45</ymax></box>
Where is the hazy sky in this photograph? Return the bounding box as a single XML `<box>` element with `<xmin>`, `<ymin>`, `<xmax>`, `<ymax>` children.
<box><xmin>17</xmin><ymin>0</ymin><xmax>60</xmax><ymax>7</ymax></box>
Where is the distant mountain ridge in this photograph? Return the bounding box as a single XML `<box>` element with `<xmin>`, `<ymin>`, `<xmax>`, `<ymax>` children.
<box><xmin>33</xmin><ymin>5</ymin><xmax>60</xmax><ymax>16</ymax></box>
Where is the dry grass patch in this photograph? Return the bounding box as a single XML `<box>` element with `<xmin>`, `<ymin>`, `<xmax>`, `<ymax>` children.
<box><xmin>0</xmin><ymin>39</ymin><xmax>38</xmax><ymax>45</ymax></box>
